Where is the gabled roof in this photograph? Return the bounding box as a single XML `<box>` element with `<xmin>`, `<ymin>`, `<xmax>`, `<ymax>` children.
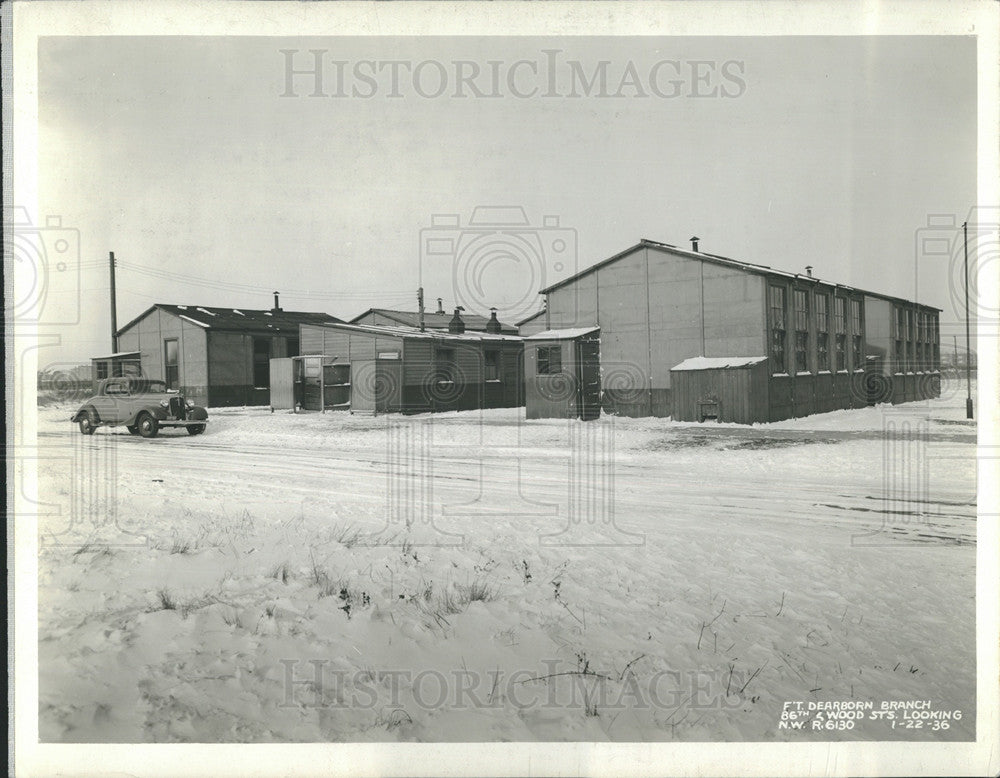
<box><xmin>350</xmin><ymin>308</ymin><xmax>517</xmax><ymax>334</ymax></box>
<box><xmin>540</xmin><ymin>239</ymin><xmax>942</xmax><ymax>311</ymax></box>
<box><xmin>116</xmin><ymin>304</ymin><xmax>342</xmax><ymax>336</ymax></box>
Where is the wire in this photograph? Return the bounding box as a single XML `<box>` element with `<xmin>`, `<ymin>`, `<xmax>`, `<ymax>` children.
<box><xmin>115</xmin><ymin>259</ymin><xmax>419</xmax><ymax>300</ymax></box>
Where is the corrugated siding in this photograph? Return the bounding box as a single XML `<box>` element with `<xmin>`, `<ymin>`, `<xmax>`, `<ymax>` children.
<box><xmin>671</xmin><ymin>362</ymin><xmax>769</xmax><ymax>424</ymax></box>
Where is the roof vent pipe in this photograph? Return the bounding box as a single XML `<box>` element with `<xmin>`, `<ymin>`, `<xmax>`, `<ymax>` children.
<box><xmin>437</xmin><ymin>297</ymin><xmax>444</xmax><ymax>314</ymax></box>
<box><xmin>273</xmin><ymin>291</ymin><xmax>282</xmax><ymax>312</ymax></box>
<box><xmin>690</xmin><ymin>236</ymin><xmax>700</xmax><ymax>252</ymax></box>
<box><xmin>805</xmin><ymin>266</ymin><xmax>813</xmax><ymax>278</ymax></box>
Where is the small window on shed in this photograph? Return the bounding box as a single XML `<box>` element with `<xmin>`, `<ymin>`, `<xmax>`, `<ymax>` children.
<box><xmin>536</xmin><ymin>345</ymin><xmax>562</xmax><ymax>375</ymax></box>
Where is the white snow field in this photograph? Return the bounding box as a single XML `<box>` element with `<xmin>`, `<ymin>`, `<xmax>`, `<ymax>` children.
<box><xmin>36</xmin><ymin>383</ymin><xmax>977</xmax><ymax>742</ymax></box>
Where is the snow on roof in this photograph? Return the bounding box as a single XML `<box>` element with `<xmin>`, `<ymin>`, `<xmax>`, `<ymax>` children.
<box><xmin>232</xmin><ymin>309</ymin><xmax>245</xmax><ymax>315</ymax></box>
<box><xmin>91</xmin><ymin>351</ymin><xmax>141</xmax><ymax>360</ymax></box>
<box><xmin>195</xmin><ymin>307</ymin><xmax>217</xmax><ymax>316</ymax></box>
<box><xmin>671</xmin><ymin>356</ymin><xmax>768</xmax><ymax>371</ymax></box>
<box><xmin>313</xmin><ymin>321</ymin><xmax>523</xmax><ymax>343</ymax></box>
<box><xmin>524</xmin><ymin>327</ymin><xmax>600</xmax><ymax>340</ymax></box>
<box><xmin>180</xmin><ymin>314</ymin><xmax>210</xmax><ymax>328</ymax></box>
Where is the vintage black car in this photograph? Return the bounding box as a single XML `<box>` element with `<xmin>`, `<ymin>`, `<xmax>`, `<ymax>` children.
<box><xmin>71</xmin><ymin>377</ymin><xmax>208</xmax><ymax>437</ymax></box>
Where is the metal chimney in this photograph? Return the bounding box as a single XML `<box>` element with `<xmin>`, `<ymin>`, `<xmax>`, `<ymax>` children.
<box><xmin>805</xmin><ymin>266</ymin><xmax>813</xmax><ymax>278</ymax></box>
<box><xmin>436</xmin><ymin>297</ymin><xmax>444</xmax><ymax>314</ymax></box>
<box><xmin>272</xmin><ymin>291</ymin><xmax>282</xmax><ymax>312</ymax></box>
<box><xmin>690</xmin><ymin>236</ymin><xmax>700</xmax><ymax>252</ymax></box>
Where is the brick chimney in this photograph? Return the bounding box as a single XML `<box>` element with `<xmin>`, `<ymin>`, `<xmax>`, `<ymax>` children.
<box><xmin>485</xmin><ymin>307</ymin><xmax>502</xmax><ymax>334</ymax></box>
<box><xmin>448</xmin><ymin>307</ymin><xmax>466</xmax><ymax>334</ymax></box>
<box><xmin>690</xmin><ymin>236</ymin><xmax>700</xmax><ymax>252</ymax></box>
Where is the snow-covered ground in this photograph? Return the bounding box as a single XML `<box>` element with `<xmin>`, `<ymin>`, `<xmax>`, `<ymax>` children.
<box><xmin>35</xmin><ymin>383</ymin><xmax>977</xmax><ymax>742</ymax></box>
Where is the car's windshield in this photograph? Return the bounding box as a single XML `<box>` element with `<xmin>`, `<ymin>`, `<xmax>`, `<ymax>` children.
<box><xmin>130</xmin><ymin>379</ymin><xmax>171</xmax><ymax>394</ymax></box>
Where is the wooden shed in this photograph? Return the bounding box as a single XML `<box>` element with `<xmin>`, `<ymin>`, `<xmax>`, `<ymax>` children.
<box><xmin>524</xmin><ymin>327</ymin><xmax>601</xmax><ymax>420</ymax></box>
<box><xmin>298</xmin><ymin>321</ymin><xmax>523</xmax><ymax>414</ymax></box>
<box><xmin>669</xmin><ymin>356</ymin><xmax>770</xmax><ymax>424</ymax></box>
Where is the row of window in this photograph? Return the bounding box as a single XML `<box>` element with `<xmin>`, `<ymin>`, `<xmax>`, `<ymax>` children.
<box><xmin>769</xmin><ymin>286</ymin><xmax>864</xmax><ymax>374</ymax></box>
<box><xmin>768</xmin><ymin>286</ymin><xmax>939</xmax><ymax>375</ymax></box>
<box><xmin>893</xmin><ymin>306</ymin><xmax>940</xmax><ymax>374</ymax></box>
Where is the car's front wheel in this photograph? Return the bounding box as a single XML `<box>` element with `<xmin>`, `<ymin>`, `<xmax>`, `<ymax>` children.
<box><xmin>126</xmin><ymin>425</ymin><xmax>140</xmax><ymax>435</ymax></box>
<box><xmin>78</xmin><ymin>409</ymin><xmax>97</xmax><ymax>435</ymax></box>
<box><xmin>135</xmin><ymin>413</ymin><xmax>159</xmax><ymax>438</ymax></box>
<box><xmin>187</xmin><ymin>424</ymin><xmax>206</xmax><ymax>436</ymax></box>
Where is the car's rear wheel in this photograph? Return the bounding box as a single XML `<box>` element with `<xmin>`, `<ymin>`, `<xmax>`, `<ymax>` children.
<box><xmin>187</xmin><ymin>424</ymin><xmax>206</xmax><ymax>436</ymax></box>
<box><xmin>78</xmin><ymin>409</ymin><xmax>97</xmax><ymax>435</ymax></box>
<box><xmin>136</xmin><ymin>413</ymin><xmax>159</xmax><ymax>438</ymax></box>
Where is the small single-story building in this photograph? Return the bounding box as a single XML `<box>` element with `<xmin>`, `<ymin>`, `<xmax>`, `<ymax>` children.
<box><xmin>523</xmin><ymin>327</ymin><xmax>601</xmax><ymax>420</ymax></box>
<box><xmin>669</xmin><ymin>356</ymin><xmax>771</xmax><ymax>424</ymax></box>
<box><xmin>111</xmin><ymin>301</ymin><xmax>342</xmax><ymax>407</ymax></box>
<box><xmin>294</xmin><ymin>316</ymin><xmax>523</xmax><ymax>414</ymax></box>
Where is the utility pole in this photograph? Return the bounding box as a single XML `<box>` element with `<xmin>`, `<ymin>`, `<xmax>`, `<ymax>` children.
<box><xmin>109</xmin><ymin>251</ymin><xmax>118</xmax><ymax>352</ymax></box>
<box><xmin>963</xmin><ymin>221</ymin><xmax>973</xmax><ymax>419</ymax></box>
<box><xmin>953</xmin><ymin>335</ymin><xmax>958</xmax><ymax>368</ymax></box>
<box><xmin>417</xmin><ymin>287</ymin><xmax>425</xmax><ymax>332</ymax></box>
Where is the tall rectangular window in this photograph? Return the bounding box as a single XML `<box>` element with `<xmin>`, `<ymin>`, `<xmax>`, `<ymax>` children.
<box><xmin>928</xmin><ymin>313</ymin><xmax>941</xmax><ymax>370</ymax></box>
<box><xmin>484</xmin><ymin>350</ymin><xmax>500</xmax><ymax>381</ymax></box>
<box><xmin>252</xmin><ymin>337</ymin><xmax>271</xmax><ymax>388</ymax></box>
<box><xmin>834</xmin><ymin>297</ymin><xmax>847</xmax><ymax>371</ymax></box>
<box><xmin>536</xmin><ymin>345</ymin><xmax>562</xmax><ymax>375</ymax></box>
<box><xmin>850</xmin><ymin>298</ymin><xmax>864</xmax><ymax>370</ymax></box>
<box><xmin>768</xmin><ymin>286</ymin><xmax>787</xmax><ymax>374</ymax></box>
<box><xmin>96</xmin><ymin>361</ymin><xmax>109</xmax><ymax>380</ymax></box>
<box><xmin>905</xmin><ymin>309</ymin><xmax>914</xmax><ymax>372</ymax></box>
<box><xmin>164</xmin><ymin>339</ymin><xmax>179</xmax><ymax>390</ymax></box>
<box><xmin>892</xmin><ymin>306</ymin><xmax>906</xmax><ymax>373</ymax></box>
<box><xmin>815</xmin><ymin>293</ymin><xmax>830</xmax><ymax>371</ymax></box>
<box><xmin>793</xmin><ymin>289</ymin><xmax>809</xmax><ymax>373</ymax></box>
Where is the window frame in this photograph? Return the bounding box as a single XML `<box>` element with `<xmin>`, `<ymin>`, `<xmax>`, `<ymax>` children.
<box><xmin>833</xmin><ymin>296</ymin><xmax>847</xmax><ymax>372</ymax></box>
<box><xmin>252</xmin><ymin>336</ymin><xmax>272</xmax><ymax>389</ymax></box>
<box><xmin>536</xmin><ymin>345</ymin><xmax>563</xmax><ymax>376</ymax></box>
<box><xmin>484</xmin><ymin>349</ymin><xmax>501</xmax><ymax>381</ymax></box>
<box><xmin>164</xmin><ymin>338</ymin><xmax>180</xmax><ymax>391</ymax></box>
<box><xmin>768</xmin><ymin>285</ymin><xmax>787</xmax><ymax>375</ymax></box>
<box><xmin>792</xmin><ymin>288</ymin><xmax>809</xmax><ymax>374</ymax></box>
<box><xmin>850</xmin><ymin>298</ymin><xmax>864</xmax><ymax>371</ymax></box>
<box><xmin>815</xmin><ymin>293</ymin><xmax>830</xmax><ymax>372</ymax></box>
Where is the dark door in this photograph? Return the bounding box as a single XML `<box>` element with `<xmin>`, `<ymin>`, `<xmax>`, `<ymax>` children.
<box><xmin>864</xmin><ymin>355</ymin><xmax>888</xmax><ymax>405</ymax></box>
<box><xmin>576</xmin><ymin>339</ymin><xmax>601</xmax><ymax>421</ymax></box>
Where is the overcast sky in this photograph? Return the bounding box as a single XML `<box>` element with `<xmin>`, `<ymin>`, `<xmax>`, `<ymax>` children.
<box><xmin>36</xmin><ymin>35</ymin><xmax>977</xmax><ymax>363</ymax></box>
